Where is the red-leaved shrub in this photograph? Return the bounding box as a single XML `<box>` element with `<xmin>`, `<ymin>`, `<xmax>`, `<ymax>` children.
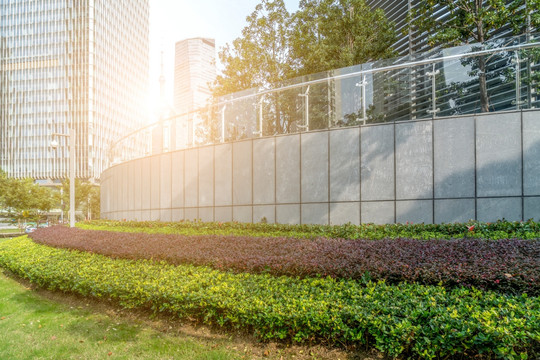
<box><xmin>30</xmin><ymin>226</ymin><xmax>539</xmax><ymax>295</ymax></box>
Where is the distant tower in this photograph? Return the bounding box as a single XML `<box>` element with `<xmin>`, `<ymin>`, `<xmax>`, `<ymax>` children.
<box><xmin>160</xmin><ymin>51</ymin><xmax>166</xmax><ymax>101</ymax></box>
<box><xmin>158</xmin><ymin>51</ymin><xmax>175</xmax><ymax>120</ymax></box>
<box><xmin>174</xmin><ymin>38</ymin><xmax>217</xmax><ymax>115</ymax></box>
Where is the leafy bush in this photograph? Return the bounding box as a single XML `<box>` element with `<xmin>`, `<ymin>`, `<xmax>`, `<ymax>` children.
<box><xmin>31</xmin><ymin>226</ymin><xmax>540</xmax><ymax>295</ymax></box>
<box><xmin>0</xmin><ymin>237</ymin><xmax>538</xmax><ymax>359</ymax></box>
<box><xmin>80</xmin><ymin>219</ymin><xmax>540</xmax><ymax>240</ymax></box>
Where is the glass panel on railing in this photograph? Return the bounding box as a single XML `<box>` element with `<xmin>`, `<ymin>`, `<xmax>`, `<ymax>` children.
<box><xmin>335</xmin><ymin>63</ymin><xmax>373</xmax><ymax>127</ymax></box>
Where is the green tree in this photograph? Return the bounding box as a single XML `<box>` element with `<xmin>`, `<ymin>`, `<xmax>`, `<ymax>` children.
<box><xmin>209</xmin><ymin>0</ymin><xmax>396</xmax><ymax>137</ymax></box>
<box><xmin>0</xmin><ymin>174</ymin><xmax>57</xmax><ymax>228</ymax></box>
<box><xmin>289</xmin><ymin>0</ymin><xmax>396</xmax><ymax>76</ymax></box>
<box><xmin>213</xmin><ymin>0</ymin><xmax>293</xmax><ymax>96</ymax></box>
<box><xmin>409</xmin><ymin>0</ymin><xmax>540</xmax><ymax>112</ymax></box>
<box><xmin>61</xmin><ymin>179</ymin><xmax>100</xmax><ymax>220</ymax></box>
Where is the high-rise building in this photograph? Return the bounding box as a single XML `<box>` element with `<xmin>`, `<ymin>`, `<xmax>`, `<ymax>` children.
<box><xmin>174</xmin><ymin>37</ymin><xmax>216</xmax><ymax>115</ymax></box>
<box><xmin>0</xmin><ymin>0</ymin><xmax>149</xmax><ymax>181</ymax></box>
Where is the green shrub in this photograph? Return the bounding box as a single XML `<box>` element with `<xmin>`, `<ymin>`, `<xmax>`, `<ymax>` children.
<box><xmin>80</xmin><ymin>219</ymin><xmax>540</xmax><ymax>240</ymax></box>
<box><xmin>1</xmin><ymin>237</ymin><xmax>539</xmax><ymax>359</ymax></box>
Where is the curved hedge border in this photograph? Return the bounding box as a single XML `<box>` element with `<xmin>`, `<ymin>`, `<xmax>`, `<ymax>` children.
<box><xmin>31</xmin><ymin>226</ymin><xmax>540</xmax><ymax>295</ymax></box>
<box><xmin>81</xmin><ymin>219</ymin><xmax>540</xmax><ymax>240</ymax></box>
<box><xmin>1</xmin><ymin>237</ymin><xmax>539</xmax><ymax>359</ymax></box>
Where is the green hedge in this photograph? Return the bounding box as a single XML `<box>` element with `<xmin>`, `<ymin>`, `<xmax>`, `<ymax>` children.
<box><xmin>80</xmin><ymin>219</ymin><xmax>540</xmax><ymax>240</ymax></box>
<box><xmin>1</xmin><ymin>237</ymin><xmax>539</xmax><ymax>359</ymax></box>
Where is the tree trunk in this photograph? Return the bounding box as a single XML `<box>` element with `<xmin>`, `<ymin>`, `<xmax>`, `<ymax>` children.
<box><xmin>478</xmin><ymin>56</ymin><xmax>489</xmax><ymax>112</ymax></box>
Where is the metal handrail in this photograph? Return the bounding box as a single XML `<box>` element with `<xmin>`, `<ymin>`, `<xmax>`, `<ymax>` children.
<box><xmin>109</xmin><ymin>33</ymin><xmax>540</xmax><ymax>164</ymax></box>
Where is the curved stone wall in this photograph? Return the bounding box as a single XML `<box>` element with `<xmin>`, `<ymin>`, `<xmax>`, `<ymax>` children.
<box><xmin>101</xmin><ymin>110</ymin><xmax>540</xmax><ymax>224</ymax></box>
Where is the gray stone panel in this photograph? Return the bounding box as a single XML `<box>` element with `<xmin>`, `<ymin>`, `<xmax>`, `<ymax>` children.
<box><xmin>199</xmin><ymin>146</ymin><xmax>214</xmax><ymax>207</ymax></box>
<box><xmin>184</xmin><ymin>208</ymin><xmax>198</xmax><ymax>221</ymax></box>
<box><xmin>524</xmin><ymin>197</ymin><xmax>540</xmax><ymax>221</ymax></box>
<box><xmin>476</xmin><ymin>113</ymin><xmax>521</xmax><ymax>197</ymax></box>
<box><xmin>131</xmin><ymin>210</ymin><xmax>142</xmax><ymax>222</ymax></box>
<box><xmin>215</xmin><ymin>144</ymin><xmax>232</xmax><ymax>206</ymax></box>
<box><xmin>361</xmin><ymin>201</ymin><xmax>394</xmax><ymax>224</ymax></box>
<box><xmin>233</xmin><ymin>206</ymin><xmax>252</xmax><ymax>223</ymax></box>
<box><xmin>276</xmin><ymin>204</ymin><xmax>300</xmax><ymax>225</ymax></box>
<box><xmin>160</xmin><ymin>209</ymin><xmax>172</xmax><ymax>222</ymax></box>
<box><xmin>172</xmin><ymin>209</ymin><xmax>184</xmax><ymax>222</ymax></box>
<box><xmin>160</xmin><ymin>153</ymin><xmax>172</xmax><ymax>210</ymax></box>
<box><xmin>301</xmin><ymin>203</ymin><xmax>329</xmax><ymax>225</ymax></box>
<box><xmin>434</xmin><ymin>117</ymin><xmax>475</xmax><ymax>198</ymax></box>
<box><xmin>434</xmin><ymin>199</ymin><xmax>475</xmax><ymax>224</ymax></box>
<box><xmin>330</xmin><ymin>128</ymin><xmax>360</xmax><ymax>202</ymax></box>
<box><xmin>233</xmin><ymin>141</ymin><xmax>253</xmax><ymax>205</ymax></box>
<box><xmin>111</xmin><ymin>167</ymin><xmax>118</xmax><ymax>213</ymax></box>
<box><xmin>107</xmin><ymin>171</ymin><xmax>114</xmax><ymax>213</ymax></box>
<box><xmin>361</xmin><ymin>125</ymin><xmax>394</xmax><ymax>201</ymax></box>
<box><xmin>301</xmin><ymin>132</ymin><xmax>328</xmax><ymax>203</ymax></box>
<box><xmin>141</xmin><ymin>158</ymin><xmax>151</xmax><ymax>210</ymax></box>
<box><xmin>100</xmin><ymin>177</ymin><xmax>107</xmax><ymax>215</ymax></box>
<box><xmin>133</xmin><ymin>160</ymin><xmax>142</xmax><ymax>211</ymax></box>
<box><xmin>523</xmin><ymin>112</ymin><xmax>540</xmax><ymax>195</ymax></box>
<box><xmin>396</xmin><ymin>121</ymin><xmax>433</xmax><ymax>200</ymax></box>
<box><xmin>253</xmin><ymin>138</ymin><xmax>275</xmax><ymax>205</ymax></box>
<box><xmin>396</xmin><ymin>200</ymin><xmax>433</xmax><ymax>224</ymax></box>
<box><xmin>477</xmin><ymin>197</ymin><xmax>522</xmax><ymax>222</ymax></box>
<box><xmin>253</xmin><ymin>205</ymin><xmax>275</xmax><ymax>224</ymax></box>
<box><xmin>276</xmin><ymin>135</ymin><xmax>300</xmax><ymax>203</ymax></box>
<box><xmin>184</xmin><ymin>149</ymin><xmax>199</xmax><ymax>207</ymax></box>
<box><xmin>199</xmin><ymin>207</ymin><xmax>214</xmax><ymax>222</ymax></box>
<box><xmin>150</xmin><ymin>157</ymin><xmax>160</xmax><ymax>209</ymax></box>
<box><xmin>141</xmin><ymin>210</ymin><xmax>151</xmax><ymax>221</ymax></box>
<box><xmin>121</xmin><ymin>164</ymin><xmax>129</xmax><ymax>212</ymax></box>
<box><xmin>127</xmin><ymin>162</ymin><xmax>134</xmax><ymax>210</ymax></box>
<box><xmin>150</xmin><ymin>210</ymin><xmax>161</xmax><ymax>221</ymax></box>
<box><xmin>215</xmin><ymin>207</ymin><xmax>232</xmax><ymax>222</ymax></box>
<box><xmin>330</xmin><ymin>202</ymin><xmax>360</xmax><ymax>225</ymax></box>
<box><xmin>171</xmin><ymin>151</ymin><xmax>184</xmax><ymax>208</ymax></box>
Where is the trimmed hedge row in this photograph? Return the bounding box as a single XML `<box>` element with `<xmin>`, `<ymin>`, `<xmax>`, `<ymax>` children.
<box><xmin>31</xmin><ymin>226</ymin><xmax>540</xmax><ymax>295</ymax></box>
<box><xmin>0</xmin><ymin>237</ymin><xmax>539</xmax><ymax>359</ymax></box>
<box><xmin>80</xmin><ymin>219</ymin><xmax>540</xmax><ymax>240</ymax></box>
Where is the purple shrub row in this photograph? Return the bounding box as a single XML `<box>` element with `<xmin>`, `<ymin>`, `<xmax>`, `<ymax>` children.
<box><xmin>31</xmin><ymin>226</ymin><xmax>540</xmax><ymax>295</ymax></box>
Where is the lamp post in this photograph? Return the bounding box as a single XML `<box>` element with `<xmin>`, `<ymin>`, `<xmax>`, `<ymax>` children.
<box><xmin>50</xmin><ymin>129</ymin><xmax>75</xmax><ymax>228</ymax></box>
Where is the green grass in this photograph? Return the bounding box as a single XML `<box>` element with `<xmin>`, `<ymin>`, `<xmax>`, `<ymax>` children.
<box><xmin>0</xmin><ymin>228</ymin><xmax>21</xmax><ymax>234</ymax></box>
<box><xmin>0</xmin><ymin>270</ymin><xmax>244</xmax><ymax>360</ymax></box>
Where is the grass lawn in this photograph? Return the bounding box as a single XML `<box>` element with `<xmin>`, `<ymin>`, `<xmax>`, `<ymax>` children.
<box><xmin>0</xmin><ymin>228</ymin><xmax>21</xmax><ymax>234</ymax></box>
<box><xmin>0</xmin><ymin>268</ymin><xmax>354</xmax><ymax>360</ymax></box>
<box><xmin>0</xmin><ymin>272</ymin><xmax>244</xmax><ymax>359</ymax></box>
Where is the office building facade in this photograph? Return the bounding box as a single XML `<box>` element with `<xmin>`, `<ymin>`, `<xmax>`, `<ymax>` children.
<box><xmin>173</xmin><ymin>37</ymin><xmax>216</xmax><ymax>115</ymax></box>
<box><xmin>0</xmin><ymin>0</ymin><xmax>149</xmax><ymax>180</ymax></box>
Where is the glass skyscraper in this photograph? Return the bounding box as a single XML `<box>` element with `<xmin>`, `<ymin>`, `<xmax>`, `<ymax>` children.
<box><xmin>0</xmin><ymin>0</ymin><xmax>149</xmax><ymax>181</ymax></box>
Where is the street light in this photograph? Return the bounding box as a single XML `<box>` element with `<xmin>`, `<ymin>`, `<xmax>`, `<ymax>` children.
<box><xmin>50</xmin><ymin>129</ymin><xmax>76</xmax><ymax>228</ymax></box>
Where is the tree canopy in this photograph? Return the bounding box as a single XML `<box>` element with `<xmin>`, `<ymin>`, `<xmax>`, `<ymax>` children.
<box><xmin>0</xmin><ymin>170</ymin><xmax>57</xmax><ymax>224</ymax></box>
<box><xmin>212</xmin><ymin>0</ymin><xmax>397</xmax><ymax>96</ymax></box>
<box><xmin>409</xmin><ymin>0</ymin><xmax>540</xmax><ymax>112</ymax></box>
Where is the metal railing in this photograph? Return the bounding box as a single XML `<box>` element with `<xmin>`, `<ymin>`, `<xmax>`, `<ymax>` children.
<box><xmin>109</xmin><ymin>33</ymin><xmax>540</xmax><ymax>167</ymax></box>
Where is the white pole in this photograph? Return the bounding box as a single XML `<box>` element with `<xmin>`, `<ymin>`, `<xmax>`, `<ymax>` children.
<box><xmin>221</xmin><ymin>105</ymin><xmax>226</xmax><ymax>142</ymax></box>
<box><xmin>69</xmin><ymin>128</ymin><xmax>75</xmax><ymax>228</ymax></box>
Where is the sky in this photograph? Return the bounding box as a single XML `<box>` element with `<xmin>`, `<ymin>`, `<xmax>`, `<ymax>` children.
<box><xmin>148</xmin><ymin>0</ymin><xmax>300</xmax><ymax>118</ymax></box>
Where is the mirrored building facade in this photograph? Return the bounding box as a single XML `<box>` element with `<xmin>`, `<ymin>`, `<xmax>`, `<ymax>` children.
<box><xmin>0</xmin><ymin>0</ymin><xmax>149</xmax><ymax>180</ymax></box>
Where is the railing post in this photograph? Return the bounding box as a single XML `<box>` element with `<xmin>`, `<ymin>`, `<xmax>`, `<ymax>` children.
<box><xmin>356</xmin><ymin>75</ymin><xmax>368</xmax><ymax>125</ymax></box>
<box><xmin>259</xmin><ymin>97</ymin><xmax>263</xmax><ymax>137</ymax></box>
<box><xmin>515</xmin><ymin>51</ymin><xmax>522</xmax><ymax>110</ymax></box>
<box><xmin>426</xmin><ymin>63</ymin><xmax>440</xmax><ymax>117</ymax></box>
<box><xmin>221</xmin><ymin>105</ymin><xmax>226</xmax><ymax>142</ymax></box>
